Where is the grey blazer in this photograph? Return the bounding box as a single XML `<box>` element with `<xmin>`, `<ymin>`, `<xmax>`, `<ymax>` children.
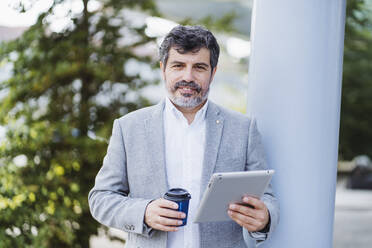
<box><xmin>88</xmin><ymin>100</ymin><xmax>279</xmax><ymax>248</ymax></box>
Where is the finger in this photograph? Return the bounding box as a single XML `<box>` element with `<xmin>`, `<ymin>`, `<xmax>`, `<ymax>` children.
<box><xmin>228</xmin><ymin>210</ymin><xmax>260</xmax><ymax>228</ymax></box>
<box><xmin>242</xmin><ymin>196</ymin><xmax>265</xmax><ymax>210</ymax></box>
<box><xmin>229</xmin><ymin>204</ymin><xmax>257</xmax><ymax>218</ymax></box>
<box><xmin>158</xmin><ymin>198</ymin><xmax>179</xmax><ymax>209</ymax></box>
<box><xmin>232</xmin><ymin>216</ymin><xmax>258</xmax><ymax>232</ymax></box>
<box><xmin>153</xmin><ymin>223</ymin><xmax>179</xmax><ymax>232</ymax></box>
<box><xmin>229</xmin><ymin>204</ymin><xmax>268</xmax><ymax>228</ymax></box>
<box><xmin>156</xmin><ymin>216</ymin><xmax>183</xmax><ymax>226</ymax></box>
<box><xmin>158</xmin><ymin>208</ymin><xmax>186</xmax><ymax>219</ymax></box>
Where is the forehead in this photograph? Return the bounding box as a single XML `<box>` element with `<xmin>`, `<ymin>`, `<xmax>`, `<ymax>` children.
<box><xmin>167</xmin><ymin>47</ymin><xmax>211</xmax><ymax>66</ymax></box>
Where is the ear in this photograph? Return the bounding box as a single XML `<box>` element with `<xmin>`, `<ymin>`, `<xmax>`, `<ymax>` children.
<box><xmin>159</xmin><ymin>61</ymin><xmax>166</xmax><ymax>81</ymax></box>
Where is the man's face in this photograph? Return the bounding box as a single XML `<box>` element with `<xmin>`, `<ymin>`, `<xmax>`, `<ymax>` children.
<box><xmin>160</xmin><ymin>47</ymin><xmax>217</xmax><ymax>109</ymax></box>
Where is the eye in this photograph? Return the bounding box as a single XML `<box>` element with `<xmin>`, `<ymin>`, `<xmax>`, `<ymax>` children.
<box><xmin>172</xmin><ymin>64</ymin><xmax>183</xmax><ymax>68</ymax></box>
<box><xmin>195</xmin><ymin>65</ymin><xmax>207</xmax><ymax>71</ymax></box>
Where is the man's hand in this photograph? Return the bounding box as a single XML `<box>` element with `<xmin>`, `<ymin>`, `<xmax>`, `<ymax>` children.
<box><xmin>144</xmin><ymin>198</ymin><xmax>186</xmax><ymax>232</ymax></box>
<box><xmin>228</xmin><ymin>196</ymin><xmax>269</xmax><ymax>232</ymax></box>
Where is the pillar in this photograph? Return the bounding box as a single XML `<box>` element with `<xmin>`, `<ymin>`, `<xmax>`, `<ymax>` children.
<box><xmin>246</xmin><ymin>0</ymin><xmax>346</xmax><ymax>247</ymax></box>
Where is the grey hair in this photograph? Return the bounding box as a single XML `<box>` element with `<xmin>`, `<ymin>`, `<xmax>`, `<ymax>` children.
<box><xmin>159</xmin><ymin>25</ymin><xmax>220</xmax><ymax>70</ymax></box>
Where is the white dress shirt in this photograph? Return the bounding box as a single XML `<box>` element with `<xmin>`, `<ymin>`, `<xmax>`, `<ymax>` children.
<box><xmin>164</xmin><ymin>97</ymin><xmax>208</xmax><ymax>248</ymax></box>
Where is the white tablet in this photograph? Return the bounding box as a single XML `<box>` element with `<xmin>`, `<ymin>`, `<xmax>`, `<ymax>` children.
<box><xmin>193</xmin><ymin>170</ymin><xmax>274</xmax><ymax>223</ymax></box>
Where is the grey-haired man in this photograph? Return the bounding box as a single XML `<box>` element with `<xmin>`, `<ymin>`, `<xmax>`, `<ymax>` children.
<box><xmin>89</xmin><ymin>25</ymin><xmax>279</xmax><ymax>248</ymax></box>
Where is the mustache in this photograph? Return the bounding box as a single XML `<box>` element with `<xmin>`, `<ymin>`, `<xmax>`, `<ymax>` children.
<box><xmin>174</xmin><ymin>81</ymin><xmax>202</xmax><ymax>93</ymax></box>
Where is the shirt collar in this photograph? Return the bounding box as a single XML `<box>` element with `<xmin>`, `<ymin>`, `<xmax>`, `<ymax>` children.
<box><xmin>165</xmin><ymin>97</ymin><xmax>209</xmax><ymax>124</ymax></box>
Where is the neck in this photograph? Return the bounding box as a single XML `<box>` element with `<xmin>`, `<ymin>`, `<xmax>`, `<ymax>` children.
<box><xmin>171</xmin><ymin>99</ymin><xmax>207</xmax><ymax>124</ymax></box>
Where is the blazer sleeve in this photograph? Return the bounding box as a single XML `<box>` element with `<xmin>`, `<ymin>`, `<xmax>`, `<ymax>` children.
<box><xmin>88</xmin><ymin>119</ymin><xmax>153</xmax><ymax>237</ymax></box>
<box><xmin>243</xmin><ymin>118</ymin><xmax>280</xmax><ymax>245</ymax></box>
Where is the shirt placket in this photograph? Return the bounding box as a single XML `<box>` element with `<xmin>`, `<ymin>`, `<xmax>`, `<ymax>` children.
<box><xmin>184</xmin><ymin>123</ymin><xmax>192</xmax><ymax>248</ymax></box>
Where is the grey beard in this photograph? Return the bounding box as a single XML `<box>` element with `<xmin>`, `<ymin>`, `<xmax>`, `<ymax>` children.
<box><xmin>167</xmin><ymin>88</ymin><xmax>210</xmax><ymax>108</ymax></box>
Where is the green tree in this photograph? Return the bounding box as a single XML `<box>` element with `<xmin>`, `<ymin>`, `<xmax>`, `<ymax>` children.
<box><xmin>339</xmin><ymin>0</ymin><xmax>372</xmax><ymax>160</ymax></box>
<box><xmin>0</xmin><ymin>0</ymin><xmax>159</xmax><ymax>247</ymax></box>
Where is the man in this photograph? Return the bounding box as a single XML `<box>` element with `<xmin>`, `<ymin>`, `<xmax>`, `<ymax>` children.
<box><xmin>88</xmin><ymin>25</ymin><xmax>279</xmax><ymax>248</ymax></box>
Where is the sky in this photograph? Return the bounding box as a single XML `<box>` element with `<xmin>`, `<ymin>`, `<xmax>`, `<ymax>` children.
<box><xmin>0</xmin><ymin>0</ymin><xmax>101</xmax><ymax>29</ymax></box>
<box><xmin>0</xmin><ymin>0</ymin><xmax>53</xmax><ymax>27</ymax></box>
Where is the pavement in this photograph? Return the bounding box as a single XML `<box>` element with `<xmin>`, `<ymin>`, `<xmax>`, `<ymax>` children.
<box><xmin>90</xmin><ymin>228</ymin><xmax>127</xmax><ymax>248</ymax></box>
<box><xmin>90</xmin><ymin>176</ymin><xmax>372</xmax><ymax>248</ymax></box>
<box><xmin>333</xmin><ymin>177</ymin><xmax>372</xmax><ymax>248</ymax></box>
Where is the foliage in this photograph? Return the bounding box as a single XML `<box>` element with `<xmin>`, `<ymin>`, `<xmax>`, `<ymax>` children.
<box><xmin>339</xmin><ymin>0</ymin><xmax>372</xmax><ymax>160</ymax></box>
<box><xmin>0</xmin><ymin>0</ymin><xmax>159</xmax><ymax>247</ymax></box>
<box><xmin>179</xmin><ymin>11</ymin><xmax>238</xmax><ymax>33</ymax></box>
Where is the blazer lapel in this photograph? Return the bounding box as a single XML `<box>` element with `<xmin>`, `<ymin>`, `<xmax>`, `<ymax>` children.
<box><xmin>200</xmin><ymin>101</ymin><xmax>224</xmax><ymax>199</ymax></box>
<box><xmin>144</xmin><ymin>100</ymin><xmax>168</xmax><ymax>197</ymax></box>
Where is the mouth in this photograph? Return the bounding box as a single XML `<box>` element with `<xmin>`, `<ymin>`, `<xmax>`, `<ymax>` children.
<box><xmin>174</xmin><ymin>81</ymin><xmax>202</xmax><ymax>95</ymax></box>
<box><xmin>178</xmin><ymin>86</ymin><xmax>197</xmax><ymax>94</ymax></box>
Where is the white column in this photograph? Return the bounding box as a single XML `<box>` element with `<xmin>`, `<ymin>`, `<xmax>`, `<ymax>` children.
<box><xmin>246</xmin><ymin>0</ymin><xmax>346</xmax><ymax>247</ymax></box>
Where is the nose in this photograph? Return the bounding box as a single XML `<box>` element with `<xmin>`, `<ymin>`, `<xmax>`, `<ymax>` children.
<box><xmin>182</xmin><ymin>66</ymin><xmax>194</xmax><ymax>82</ymax></box>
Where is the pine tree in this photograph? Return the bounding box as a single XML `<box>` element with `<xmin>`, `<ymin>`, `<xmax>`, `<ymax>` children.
<box><xmin>339</xmin><ymin>0</ymin><xmax>372</xmax><ymax>160</ymax></box>
<box><xmin>0</xmin><ymin>0</ymin><xmax>159</xmax><ymax>247</ymax></box>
